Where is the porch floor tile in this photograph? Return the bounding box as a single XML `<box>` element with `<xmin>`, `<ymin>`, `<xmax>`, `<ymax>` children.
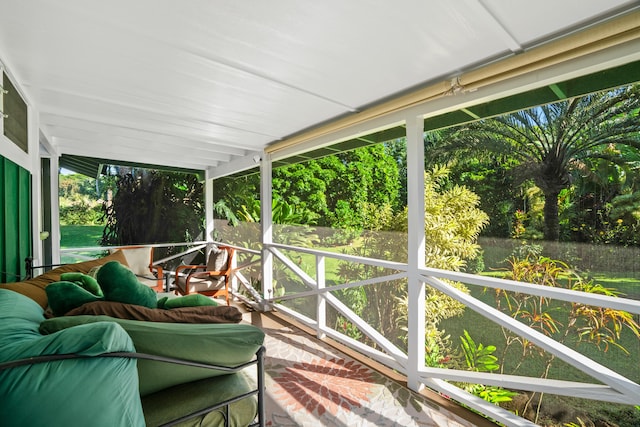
<box><xmin>247</xmin><ymin>312</ymin><xmax>492</xmax><ymax>427</ymax></box>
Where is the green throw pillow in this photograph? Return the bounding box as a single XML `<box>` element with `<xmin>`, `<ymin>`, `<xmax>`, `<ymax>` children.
<box><xmin>46</xmin><ymin>281</ymin><xmax>103</xmax><ymax>316</ymax></box>
<box><xmin>158</xmin><ymin>294</ymin><xmax>218</xmax><ymax>309</ymax></box>
<box><xmin>60</xmin><ymin>272</ymin><xmax>103</xmax><ymax>297</ymax></box>
<box><xmin>96</xmin><ymin>261</ymin><xmax>157</xmax><ymax>309</ymax></box>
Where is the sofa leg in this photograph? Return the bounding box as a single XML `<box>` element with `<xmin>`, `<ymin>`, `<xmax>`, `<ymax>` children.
<box><xmin>257</xmin><ymin>346</ymin><xmax>266</xmax><ymax>427</ymax></box>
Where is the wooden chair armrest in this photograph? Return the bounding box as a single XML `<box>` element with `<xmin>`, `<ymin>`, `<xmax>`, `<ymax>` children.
<box><xmin>204</xmin><ymin>269</ymin><xmax>232</xmax><ymax>277</ymax></box>
<box><xmin>150</xmin><ymin>264</ymin><xmax>163</xmax><ymax>277</ymax></box>
<box><xmin>174</xmin><ymin>264</ymin><xmax>206</xmax><ymax>275</ymax></box>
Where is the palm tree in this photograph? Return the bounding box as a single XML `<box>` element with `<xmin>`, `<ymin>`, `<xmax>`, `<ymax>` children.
<box><xmin>446</xmin><ymin>84</ymin><xmax>640</xmax><ymax>241</ymax></box>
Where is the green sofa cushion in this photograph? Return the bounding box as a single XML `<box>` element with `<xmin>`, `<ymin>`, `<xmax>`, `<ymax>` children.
<box><xmin>0</xmin><ymin>289</ymin><xmax>133</xmax><ymax>362</ymax></box>
<box><xmin>96</xmin><ymin>261</ymin><xmax>158</xmax><ymax>308</ymax></box>
<box><xmin>40</xmin><ymin>315</ymin><xmax>265</xmax><ymax>396</ymax></box>
<box><xmin>0</xmin><ymin>289</ymin><xmax>145</xmax><ymax>427</ymax></box>
<box><xmin>158</xmin><ymin>293</ymin><xmax>219</xmax><ymax>309</ymax></box>
<box><xmin>142</xmin><ymin>371</ymin><xmax>257</xmax><ymax>427</ymax></box>
<box><xmin>45</xmin><ymin>280</ymin><xmax>104</xmax><ymax>317</ymax></box>
<box><xmin>60</xmin><ymin>272</ymin><xmax>103</xmax><ymax>297</ymax></box>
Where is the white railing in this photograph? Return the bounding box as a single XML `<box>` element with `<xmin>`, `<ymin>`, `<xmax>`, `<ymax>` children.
<box><xmin>252</xmin><ymin>242</ymin><xmax>640</xmax><ymax>427</ymax></box>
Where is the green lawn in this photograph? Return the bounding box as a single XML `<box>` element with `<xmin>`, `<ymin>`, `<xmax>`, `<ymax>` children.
<box><xmin>60</xmin><ymin>225</ymin><xmax>103</xmax><ymax>248</ymax></box>
<box><xmin>60</xmin><ymin>225</ymin><xmax>105</xmax><ymax>264</ymax></box>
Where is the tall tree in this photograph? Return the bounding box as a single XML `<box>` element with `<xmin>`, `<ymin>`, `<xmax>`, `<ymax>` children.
<box><xmin>102</xmin><ymin>170</ymin><xmax>203</xmax><ymax>245</ymax></box>
<box><xmin>445</xmin><ymin>84</ymin><xmax>640</xmax><ymax>240</ymax></box>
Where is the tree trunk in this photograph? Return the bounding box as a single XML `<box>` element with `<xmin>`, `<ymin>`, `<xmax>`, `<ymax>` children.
<box><xmin>543</xmin><ymin>191</ymin><xmax>560</xmax><ymax>241</ymax></box>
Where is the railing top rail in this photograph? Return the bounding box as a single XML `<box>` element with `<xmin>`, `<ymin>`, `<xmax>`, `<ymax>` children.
<box><xmin>211</xmin><ymin>241</ymin><xmax>261</xmax><ymax>256</ymax></box>
<box><xmin>59</xmin><ymin>241</ymin><xmax>210</xmax><ymax>253</ymax></box>
<box><xmin>420</xmin><ymin>266</ymin><xmax>640</xmax><ymax>314</ymax></box>
<box><xmin>266</xmin><ymin>242</ymin><xmax>407</xmax><ymax>271</ymax></box>
<box><xmin>60</xmin><ymin>240</ymin><xmax>261</xmax><ymax>255</ymax></box>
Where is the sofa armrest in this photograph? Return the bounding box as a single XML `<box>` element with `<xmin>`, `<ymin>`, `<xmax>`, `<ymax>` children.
<box><xmin>4</xmin><ymin>321</ymin><xmax>135</xmax><ymax>361</ymax></box>
<box><xmin>0</xmin><ymin>350</ymin><xmax>145</xmax><ymax>427</ymax></box>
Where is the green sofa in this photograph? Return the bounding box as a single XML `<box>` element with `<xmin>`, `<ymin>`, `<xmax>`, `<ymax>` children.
<box><xmin>0</xmin><ymin>255</ymin><xmax>265</xmax><ymax>427</ymax></box>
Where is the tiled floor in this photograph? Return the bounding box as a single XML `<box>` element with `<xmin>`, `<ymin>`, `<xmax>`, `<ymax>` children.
<box><xmin>247</xmin><ymin>311</ymin><xmax>489</xmax><ymax>427</ymax></box>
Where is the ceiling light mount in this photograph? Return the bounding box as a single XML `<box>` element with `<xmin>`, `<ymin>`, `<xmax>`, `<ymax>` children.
<box><xmin>445</xmin><ymin>77</ymin><xmax>466</xmax><ymax>96</ymax></box>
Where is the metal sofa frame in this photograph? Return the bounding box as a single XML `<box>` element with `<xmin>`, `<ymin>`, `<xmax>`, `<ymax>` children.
<box><xmin>0</xmin><ymin>346</ymin><xmax>266</xmax><ymax>427</ymax></box>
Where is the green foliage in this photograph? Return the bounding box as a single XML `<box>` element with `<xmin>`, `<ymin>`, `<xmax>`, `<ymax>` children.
<box><xmin>425</xmin><ymin>330</ymin><xmax>516</xmax><ymax>405</ymax></box>
<box><xmin>464</xmin><ymin>383</ymin><xmax>517</xmax><ymax>405</ymax></box>
<box><xmin>59</xmin><ymin>174</ymin><xmax>104</xmax><ymax>225</ymax></box>
<box><xmin>211</xmin><ymin>174</ymin><xmax>260</xmax><ymax>224</ymax></box>
<box><xmin>101</xmin><ymin>170</ymin><xmax>204</xmax><ymax>245</ymax></box>
<box><xmin>272</xmin><ymin>145</ymin><xmax>401</xmax><ymax>234</ymax></box>
<box><xmin>59</xmin><ymin>174</ymin><xmax>99</xmax><ymax>199</ymax></box>
<box><xmin>59</xmin><ymin>198</ymin><xmax>103</xmax><ymax>225</ymax></box>
<box><xmin>213</xmin><ymin>144</ymin><xmax>402</xmax><ymax>248</ymax></box>
<box><xmin>496</xmin><ymin>254</ymin><xmax>640</xmax><ymax>423</ymax></box>
<box><xmin>443</xmin><ymin>83</ymin><xmax>640</xmax><ymax>241</ymax></box>
<box><xmin>459</xmin><ymin>330</ymin><xmax>499</xmax><ymax>372</ymax></box>
<box><xmin>397</xmin><ymin>165</ymin><xmax>489</xmax><ymax>271</ymax></box>
<box><xmin>335</xmin><ymin>315</ymin><xmax>363</xmax><ymax>341</ymax></box>
<box><xmin>336</xmin><ymin>166</ymin><xmax>489</xmax><ymax>352</ymax></box>
<box><xmin>231</xmin><ymin>197</ymin><xmax>320</xmax><ymax>247</ymax></box>
<box><xmin>424</xmin><ymin>336</ymin><xmax>450</xmax><ymax>368</ymax></box>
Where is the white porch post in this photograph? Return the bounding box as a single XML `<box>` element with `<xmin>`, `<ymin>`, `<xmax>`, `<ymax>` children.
<box><xmin>48</xmin><ymin>154</ymin><xmax>61</xmax><ymax>265</ymax></box>
<box><xmin>205</xmin><ymin>170</ymin><xmax>214</xmax><ymax>243</ymax></box>
<box><xmin>406</xmin><ymin>114</ymin><xmax>426</xmax><ymax>392</ymax></box>
<box><xmin>36</xmin><ymin>132</ymin><xmax>60</xmax><ymax>266</ymax></box>
<box><xmin>260</xmin><ymin>151</ymin><xmax>274</xmax><ymax>311</ymax></box>
<box><xmin>316</xmin><ymin>254</ymin><xmax>326</xmax><ymax>339</ymax></box>
<box><xmin>29</xmin><ymin>109</ymin><xmax>43</xmax><ymax>268</ymax></box>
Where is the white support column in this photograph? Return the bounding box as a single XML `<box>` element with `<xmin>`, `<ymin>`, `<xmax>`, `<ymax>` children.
<box><xmin>29</xmin><ymin>105</ymin><xmax>44</xmax><ymax>266</ymax></box>
<box><xmin>204</xmin><ymin>170</ymin><xmax>214</xmax><ymax>243</ymax></box>
<box><xmin>316</xmin><ymin>254</ymin><xmax>326</xmax><ymax>339</ymax></box>
<box><xmin>406</xmin><ymin>114</ymin><xmax>426</xmax><ymax>392</ymax></box>
<box><xmin>38</xmin><ymin>132</ymin><xmax>60</xmax><ymax>265</ymax></box>
<box><xmin>260</xmin><ymin>151</ymin><xmax>274</xmax><ymax>311</ymax></box>
<box><xmin>49</xmin><ymin>154</ymin><xmax>61</xmax><ymax>265</ymax></box>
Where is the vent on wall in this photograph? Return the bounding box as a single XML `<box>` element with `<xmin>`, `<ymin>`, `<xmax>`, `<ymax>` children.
<box><xmin>2</xmin><ymin>71</ymin><xmax>28</xmax><ymax>153</ymax></box>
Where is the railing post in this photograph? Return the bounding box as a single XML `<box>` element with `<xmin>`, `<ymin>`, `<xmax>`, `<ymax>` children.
<box><xmin>316</xmin><ymin>254</ymin><xmax>326</xmax><ymax>339</ymax></box>
<box><xmin>406</xmin><ymin>113</ymin><xmax>426</xmax><ymax>392</ymax></box>
<box><xmin>260</xmin><ymin>151</ymin><xmax>274</xmax><ymax>311</ymax></box>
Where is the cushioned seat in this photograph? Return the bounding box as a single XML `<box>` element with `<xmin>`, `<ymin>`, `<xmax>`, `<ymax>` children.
<box><xmin>41</xmin><ymin>315</ymin><xmax>265</xmax><ymax>396</ymax></box>
<box><xmin>0</xmin><ymin>289</ymin><xmax>145</xmax><ymax>427</ymax></box>
<box><xmin>173</xmin><ymin>245</ymin><xmax>235</xmax><ymax>305</ymax></box>
<box><xmin>141</xmin><ymin>370</ymin><xmax>257</xmax><ymax>427</ymax></box>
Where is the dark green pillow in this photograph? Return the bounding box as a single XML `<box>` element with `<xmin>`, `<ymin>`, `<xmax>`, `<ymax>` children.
<box><xmin>96</xmin><ymin>261</ymin><xmax>157</xmax><ymax>309</ymax></box>
<box><xmin>158</xmin><ymin>294</ymin><xmax>218</xmax><ymax>309</ymax></box>
<box><xmin>60</xmin><ymin>272</ymin><xmax>103</xmax><ymax>297</ymax></box>
<box><xmin>45</xmin><ymin>281</ymin><xmax>103</xmax><ymax>316</ymax></box>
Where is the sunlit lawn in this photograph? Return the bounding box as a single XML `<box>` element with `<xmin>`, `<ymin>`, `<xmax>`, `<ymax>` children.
<box><xmin>60</xmin><ymin>225</ymin><xmax>103</xmax><ymax>248</ymax></box>
<box><xmin>443</xmin><ymin>269</ymin><xmax>640</xmax><ymax>384</ymax></box>
<box><xmin>60</xmin><ymin>225</ymin><xmax>105</xmax><ymax>263</ymax></box>
<box><xmin>280</xmin><ymin>244</ymin><xmax>354</xmax><ymax>285</ymax></box>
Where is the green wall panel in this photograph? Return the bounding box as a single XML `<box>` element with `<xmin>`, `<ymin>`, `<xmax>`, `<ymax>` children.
<box><xmin>0</xmin><ymin>155</ymin><xmax>31</xmax><ymax>283</ymax></box>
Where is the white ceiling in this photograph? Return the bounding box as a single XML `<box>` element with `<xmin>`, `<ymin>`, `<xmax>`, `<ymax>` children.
<box><xmin>1</xmin><ymin>0</ymin><xmax>639</xmax><ymax>175</ymax></box>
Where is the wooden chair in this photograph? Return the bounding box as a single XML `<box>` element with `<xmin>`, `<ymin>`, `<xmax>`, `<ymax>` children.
<box><xmin>171</xmin><ymin>246</ymin><xmax>235</xmax><ymax>305</ymax></box>
<box><xmin>109</xmin><ymin>246</ymin><xmax>164</xmax><ymax>292</ymax></box>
